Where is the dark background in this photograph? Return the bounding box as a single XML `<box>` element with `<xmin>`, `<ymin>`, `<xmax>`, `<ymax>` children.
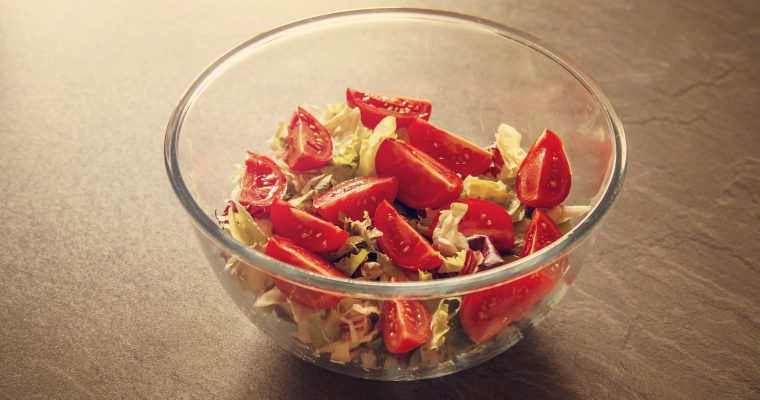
<box><xmin>1</xmin><ymin>1</ymin><xmax>758</xmax><ymax>398</ymax></box>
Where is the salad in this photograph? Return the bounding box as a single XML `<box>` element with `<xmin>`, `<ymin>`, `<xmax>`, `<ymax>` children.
<box><xmin>218</xmin><ymin>88</ymin><xmax>589</xmax><ymax>368</ymax></box>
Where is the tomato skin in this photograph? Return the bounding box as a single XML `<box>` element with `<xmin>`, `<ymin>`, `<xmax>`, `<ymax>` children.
<box><xmin>381</xmin><ymin>300</ymin><xmax>432</xmax><ymax>354</ymax></box>
<box><xmin>269</xmin><ymin>199</ymin><xmax>349</xmax><ymax>253</ymax></box>
<box><xmin>265</xmin><ymin>236</ymin><xmax>346</xmax><ymax>310</ymax></box>
<box><xmin>519</xmin><ymin>209</ymin><xmax>562</xmax><ymax>258</ymax></box>
<box><xmin>407</xmin><ymin>118</ymin><xmax>492</xmax><ymax>176</ymax></box>
<box><xmin>428</xmin><ymin>198</ymin><xmax>515</xmax><ymax>251</ymax></box>
<box><xmin>515</xmin><ymin>129</ymin><xmax>572</xmax><ymax>208</ymax></box>
<box><xmin>313</xmin><ymin>176</ymin><xmax>399</xmax><ymax>224</ymax></box>
<box><xmin>238</xmin><ymin>151</ymin><xmax>287</xmax><ymax>216</ymax></box>
<box><xmin>283</xmin><ymin>107</ymin><xmax>333</xmax><ymax>171</ymax></box>
<box><xmin>346</xmin><ymin>88</ymin><xmax>432</xmax><ymax>129</ymax></box>
<box><xmin>374</xmin><ymin>200</ymin><xmax>441</xmax><ymax>271</ymax></box>
<box><xmin>375</xmin><ymin>139</ymin><xmax>463</xmax><ymax>210</ymax></box>
<box><xmin>460</xmin><ymin>272</ymin><xmax>555</xmax><ymax>344</ymax></box>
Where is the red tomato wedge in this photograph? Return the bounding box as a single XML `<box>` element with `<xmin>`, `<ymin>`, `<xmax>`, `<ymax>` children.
<box><xmin>519</xmin><ymin>209</ymin><xmax>562</xmax><ymax>258</ymax></box>
<box><xmin>515</xmin><ymin>129</ymin><xmax>572</xmax><ymax>208</ymax></box>
<box><xmin>428</xmin><ymin>198</ymin><xmax>515</xmax><ymax>251</ymax></box>
<box><xmin>269</xmin><ymin>199</ymin><xmax>349</xmax><ymax>253</ymax></box>
<box><xmin>265</xmin><ymin>236</ymin><xmax>346</xmax><ymax>310</ymax></box>
<box><xmin>313</xmin><ymin>176</ymin><xmax>399</xmax><ymax>224</ymax></box>
<box><xmin>283</xmin><ymin>107</ymin><xmax>333</xmax><ymax>171</ymax></box>
<box><xmin>381</xmin><ymin>299</ymin><xmax>432</xmax><ymax>354</ymax></box>
<box><xmin>238</xmin><ymin>151</ymin><xmax>287</xmax><ymax>216</ymax></box>
<box><xmin>346</xmin><ymin>88</ymin><xmax>432</xmax><ymax>129</ymax></box>
<box><xmin>407</xmin><ymin>118</ymin><xmax>492</xmax><ymax>176</ymax></box>
<box><xmin>375</xmin><ymin>139</ymin><xmax>463</xmax><ymax>210</ymax></box>
<box><xmin>520</xmin><ymin>209</ymin><xmax>567</xmax><ymax>281</ymax></box>
<box><xmin>374</xmin><ymin>200</ymin><xmax>441</xmax><ymax>271</ymax></box>
<box><xmin>460</xmin><ymin>272</ymin><xmax>555</xmax><ymax>344</ymax></box>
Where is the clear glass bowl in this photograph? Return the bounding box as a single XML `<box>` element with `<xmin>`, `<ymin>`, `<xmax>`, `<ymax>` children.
<box><xmin>164</xmin><ymin>9</ymin><xmax>626</xmax><ymax>380</ymax></box>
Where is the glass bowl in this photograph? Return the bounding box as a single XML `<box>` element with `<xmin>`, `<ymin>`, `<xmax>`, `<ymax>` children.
<box><xmin>164</xmin><ymin>8</ymin><xmax>626</xmax><ymax>381</ymax></box>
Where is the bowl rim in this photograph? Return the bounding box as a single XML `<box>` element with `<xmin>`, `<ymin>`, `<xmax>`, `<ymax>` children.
<box><xmin>164</xmin><ymin>8</ymin><xmax>627</xmax><ymax>298</ymax></box>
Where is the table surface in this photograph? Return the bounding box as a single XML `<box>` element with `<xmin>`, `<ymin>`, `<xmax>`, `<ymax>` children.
<box><xmin>2</xmin><ymin>1</ymin><xmax>759</xmax><ymax>399</ymax></box>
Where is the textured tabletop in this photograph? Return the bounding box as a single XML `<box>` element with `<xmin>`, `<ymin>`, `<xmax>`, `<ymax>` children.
<box><xmin>2</xmin><ymin>1</ymin><xmax>759</xmax><ymax>399</ymax></box>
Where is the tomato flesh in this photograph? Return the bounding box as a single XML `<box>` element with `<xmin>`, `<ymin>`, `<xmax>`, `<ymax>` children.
<box><xmin>346</xmin><ymin>88</ymin><xmax>431</xmax><ymax>129</ymax></box>
<box><xmin>374</xmin><ymin>200</ymin><xmax>441</xmax><ymax>271</ymax></box>
<box><xmin>521</xmin><ymin>209</ymin><xmax>567</xmax><ymax>281</ymax></box>
<box><xmin>269</xmin><ymin>199</ymin><xmax>349</xmax><ymax>253</ymax></box>
<box><xmin>313</xmin><ymin>176</ymin><xmax>399</xmax><ymax>224</ymax></box>
<box><xmin>238</xmin><ymin>151</ymin><xmax>287</xmax><ymax>216</ymax></box>
<box><xmin>265</xmin><ymin>236</ymin><xmax>346</xmax><ymax>310</ymax></box>
<box><xmin>460</xmin><ymin>272</ymin><xmax>555</xmax><ymax>344</ymax></box>
<box><xmin>375</xmin><ymin>139</ymin><xmax>463</xmax><ymax>210</ymax></box>
<box><xmin>515</xmin><ymin>129</ymin><xmax>572</xmax><ymax>208</ymax></box>
<box><xmin>381</xmin><ymin>300</ymin><xmax>432</xmax><ymax>354</ymax></box>
<box><xmin>408</xmin><ymin>118</ymin><xmax>492</xmax><ymax>176</ymax></box>
<box><xmin>283</xmin><ymin>107</ymin><xmax>333</xmax><ymax>171</ymax></box>
<box><xmin>428</xmin><ymin>198</ymin><xmax>515</xmax><ymax>251</ymax></box>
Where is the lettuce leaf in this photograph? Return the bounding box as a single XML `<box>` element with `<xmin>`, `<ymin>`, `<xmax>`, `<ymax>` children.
<box><xmin>334</xmin><ymin>249</ymin><xmax>369</xmax><ymax>276</ymax></box>
<box><xmin>418</xmin><ymin>270</ymin><xmax>434</xmax><ymax>281</ymax></box>
<box><xmin>343</xmin><ymin>211</ymin><xmax>383</xmax><ymax>250</ymax></box>
<box><xmin>437</xmin><ymin>250</ymin><xmax>467</xmax><ymax>273</ymax></box>
<box><xmin>425</xmin><ymin>298</ymin><xmax>462</xmax><ymax>351</ymax></box>
<box><xmin>324</xmin><ymin>104</ymin><xmax>370</xmax><ymax>168</ymax></box>
<box><xmin>546</xmin><ymin>205</ymin><xmax>591</xmax><ymax>224</ymax></box>
<box><xmin>227</xmin><ymin>201</ymin><xmax>268</xmax><ymax>248</ymax></box>
<box><xmin>431</xmin><ymin>202</ymin><xmax>469</xmax><ymax>257</ymax></box>
<box><xmin>494</xmin><ymin>123</ymin><xmax>527</xmax><ymax>180</ymax></box>
<box><xmin>358</xmin><ymin>116</ymin><xmax>397</xmax><ymax>176</ymax></box>
<box><xmin>461</xmin><ymin>176</ymin><xmax>511</xmax><ymax>206</ymax></box>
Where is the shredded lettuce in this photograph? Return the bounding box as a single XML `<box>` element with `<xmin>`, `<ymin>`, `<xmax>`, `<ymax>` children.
<box><xmin>425</xmin><ymin>298</ymin><xmax>462</xmax><ymax>351</ymax></box>
<box><xmin>494</xmin><ymin>123</ymin><xmax>527</xmax><ymax>180</ymax></box>
<box><xmin>461</xmin><ymin>176</ymin><xmax>511</xmax><ymax>206</ymax></box>
<box><xmin>546</xmin><ymin>205</ymin><xmax>591</xmax><ymax>224</ymax></box>
<box><xmin>269</xmin><ymin>121</ymin><xmax>289</xmax><ymax>152</ymax></box>
<box><xmin>343</xmin><ymin>211</ymin><xmax>384</xmax><ymax>250</ymax></box>
<box><xmin>253</xmin><ymin>286</ymin><xmax>286</xmax><ymax>308</ymax></box>
<box><xmin>431</xmin><ymin>202</ymin><xmax>469</xmax><ymax>257</ymax></box>
<box><xmin>308</xmin><ymin>309</ymin><xmax>342</xmax><ymax>349</ymax></box>
<box><xmin>358</xmin><ymin>116</ymin><xmax>397</xmax><ymax>176</ymax></box>
<box><xmin>375</xmin><ymin>252</ymin><xmax>403</xmax><ymax>279</ymax></box>
<box><xmin>335</xmin><ymin>249</ymin><xmax>369</xmax><ymax>276</ymax></box>
<box><xmin>227</xmin><ymin>201</ymin><xmax>268</xmax><ymax>248</ymax></box>
<box><xmin>418</xmin><ymin>270</ymin><xmax>433</xmax><ymax>281</ymax></box>
<box><xmin>438</xmin><ymin>250</ymin><xmax>467</xmax><ymax>273</ymax></box>
<box><xmin>324</xmin><ymin>104</ymin><xmax>370</xmax><ymax>168</ymax></box>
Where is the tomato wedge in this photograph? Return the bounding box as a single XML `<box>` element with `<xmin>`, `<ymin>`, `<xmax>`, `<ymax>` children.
<box><xmin>519</xmin><ymin>209</ymin><xmax>562</xmax><ymax>258</ymax></box>
<box><xmin>375</xmin><ymin>139</ymin><xmax>463</xmax><ymax>210</ymax></box>
<box><xmin>381</xmin><ymin>299</ymin><xmax>432</xmax><ymax>354</ymax></box>
<box><xmin>346</xmin><ymin>88</ymin><xmax>432</xmax><ymax>129</ymax></box>
<box><xmin>408</xmin><ymin>118</ymin><xmax>492</xmax><ymax>176</ymax></box>
<box><xmin>313</xmin><ymin>176</ymin><xmax>399</xmax><ymax>224</ymax></box>
<box><xmin>283</xmin><ymin>107</ymin><xmax>333</xmax><ymax>171</ymax></box>
<box><xmin>374</xmin><ymin>200</ymin><xmax>441</xmax><ymax>270</ymax></box>
<box><xmin>515</xmin><ymin>129</ymin><xmax>572</xmax><ymax>208</ymax></box>
<box><xmin>428</xmin><ymin>198</ymin><xmax>515</xmax><ymax>251</ymax></box>
<box><xmin>269</xmin><ymin>199</ymin><xmax>349</xmax><ymax>253</ymax></box>
<box><xmin>265</xmin><ymin>236</ymin><xmax>346</xmax><ymax>310</ymax></box>
<box><xmin>520</xmin><ymin>209</ymin><xmax>567</xmax><ymax>281</ymax></box>
<box><xmin>238</xmin><ymin>151</ymin><xmax>287</xmax><ymax>215</ymax></box>
<box><xmin>460</xmin><ymin>272</ymin><xmax>555</xmax><ymax>344</ymax></box>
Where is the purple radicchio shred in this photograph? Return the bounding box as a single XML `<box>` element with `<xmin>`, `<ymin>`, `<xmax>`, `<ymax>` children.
<box><xmin>466</xmin><ymin>235</ymin><xmax>505</xmax><ymax>270</ymax></box>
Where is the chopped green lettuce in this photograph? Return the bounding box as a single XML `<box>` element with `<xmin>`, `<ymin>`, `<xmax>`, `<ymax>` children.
<box><xmin>323</xmin><ymin>104</ymin><xmax>370</xmax><ymax>168</ymax></box>
<box><xmin>425</xmin><ymin>298</ymin><xmax>462</xmax><ymax>351</ymax></box>
<box><xmin>431</xmin><ymin>202</ymin><xmax>469</xmax><ymax>257</ymax></box>
<box><xmin>227</xmin><ymin>201</ymin><xmax>268</xmax><ymax>248</ymax></box>
<box><xmin>418</xmin><ymin>270</ymin><xmax>433</xmax><ymax>281</ymax></box>
<box><xmin>358</xmin><ymin>116</ymin><xmax>397</xmax><ymax>176</ymax></box>
<box><xmin>461</xmin><ymin>176</ymin><xmax>511</xmax><ymax>206</ymax></box>
<box><xmin>546</xmin><ymin>205</ymin><xmax>591</xmax><ymax>224</ymax></box>
<box><xmin>494</xmin><ymin>123</ymin><xmax>527</xmax><ymax>180</ymax></box>
<box><xmin>335</xmin><ymin>249</ymin><xmax>369</xmax><ymax>276</ymax></box>
<box><xmin>343</xmin><ymin>211</ymin><xmax>384</xmax><ymax>250</ymax></box>
<box><xmin>437</xmin><ymin>250</ymin><xmax>467</xmax><ymax>273</ymax></box>
<box><xmin>253</xmin><ymin>286</ymin><xmax>286</xmax><ymax>308</ymax></box>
